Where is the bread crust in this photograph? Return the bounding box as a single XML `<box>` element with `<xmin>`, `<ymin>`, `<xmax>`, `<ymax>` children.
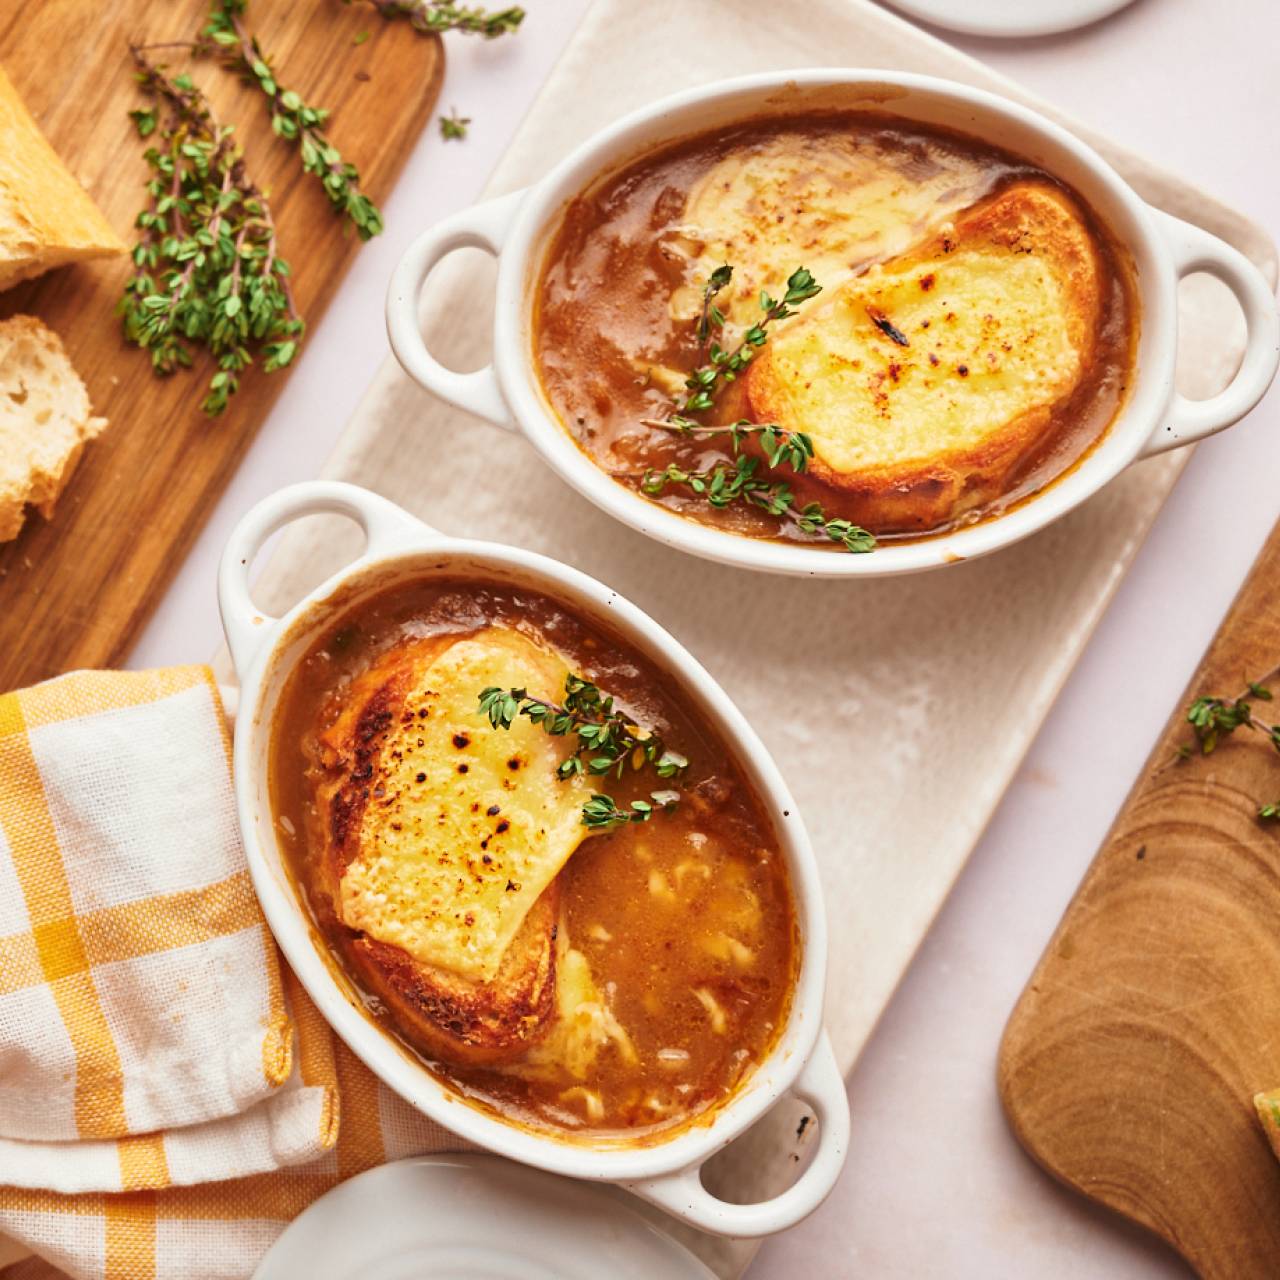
<box><xmin>0</xmin><ymin>66</ymin><xmax>125</xmax><ymax>292</ymax></box>
<box><xmin>747</xmin><ymin>180</ymin><xmax>1107</xmax><ymax>534</ymax></box>
<box><xmin>347</xmin><ymin>887</ymin><xmax>559</xmax><ymax>1066</ymax></box>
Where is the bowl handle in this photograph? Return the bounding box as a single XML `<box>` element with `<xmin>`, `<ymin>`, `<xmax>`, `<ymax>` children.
<box><xmin>623</xmin><ymin>1029</ymin><xmax>850</xmax><ymax>1238</ymax></box>
<box><xmin>1141</xmin><ymin>209</ymin><xmax>1279</xmax><ymax>458</ymax></box>
<box><xmin>386</xmin><ymin>188</ymin><xmax>526</xmax><ymax>431</ymax></box>
<box><xmin>217</xmin><ymin>481</ymin><xmax>434</xmax><ymax>679</ymax></box>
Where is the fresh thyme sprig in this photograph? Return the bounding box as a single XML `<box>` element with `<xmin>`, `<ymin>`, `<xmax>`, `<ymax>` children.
<box><xmin>1182</xmin><ymin>676</ymin><xmax>1280</xmax><ymax>819</ymax></box>
<box><xmin>632</xmin><ymin>261</ymin><xmax>876</xmax><ymax>552</ymax></box>
<box><xmin>636</xmin><ymin>403</ymin><xmax>873</xmax><ymax>552</ymax></box>
<box><xmin>641</xmin><ymin>417</ymin><xmax>814</xmax><ymax>473</ymax></box>
<box><xmin>205</xmin><ymin>0</ymin><xmax>384</xmax><ymax>239</ymax></box>
<box><xmin>349</xmin><ymin>0</ymin><xmax>525</xmax><ymax>38</ymax></box>
<box><xmin>120</xmin><ymin>47</ymin><xmax>303</xmax><ymax>415</ymax></box>
<box><xmin>680</xmin><ymin>265</ymin><xmax>821</xmax><ymax>414</ymax></box>
<box><xmin>642</xmin><ymin>263</ymin><xmax>873</xmax><ymax>551</ymax></box>
<box><xmin>477</xmin><ymin>674</ymin><xmax>688</xmax><ymax>829</ymax></box>
<box><xmin>1185</xmin><ymin>682</ymin><xmax>1280</xmax><ymax>755</ymax></box>
<box><xmin>642</xmin><ymin>455</ymin><xmax>876</xmax><ymax>554</ymax></box>
<box><xmin>125</xmin><ymin>0</ymin><xmax>524</xmax><ymax>411</ymax></box>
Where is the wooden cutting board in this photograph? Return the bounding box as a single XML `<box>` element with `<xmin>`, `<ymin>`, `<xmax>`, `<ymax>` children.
<box><xmin>0</xmin><ymin>0</ymin><xmax>442</xmax><ymax>689</ymax></box>
<box><xmin>999</xmin><ymin>516</ymin><xmax>1280</xmax><ymax>1277</ymax></box>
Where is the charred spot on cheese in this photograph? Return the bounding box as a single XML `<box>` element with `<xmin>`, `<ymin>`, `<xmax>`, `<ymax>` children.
<box><xmin>534</xmin><ymin>110</ymin><xmax>1137</xmax><ymax>545</ymax></box>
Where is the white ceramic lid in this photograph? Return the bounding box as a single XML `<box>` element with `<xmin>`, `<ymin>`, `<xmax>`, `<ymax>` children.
<box><xmin>252</xmin><ymin>1154</ymin><xmax>717</xmax><ymax>1280</ymax></box>
<box><xmin>882</xmin><ymin>0</ymin><xmax>1138</xmax><ymax>38</ymax></box>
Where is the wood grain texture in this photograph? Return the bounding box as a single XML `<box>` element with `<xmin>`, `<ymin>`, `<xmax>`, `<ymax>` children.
<box><xmin>1000</xmin><ymin>517</ymin><xmax>1280</xmax><ymax>1278</ymax></box>
<box><xmin>0</xmin><ymin>0</ymin><xmax>442</xmax><ymax>689</ymax></box>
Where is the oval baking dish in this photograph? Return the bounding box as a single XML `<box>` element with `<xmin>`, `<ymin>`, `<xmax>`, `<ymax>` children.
<box><xmin>387</xmin><ymin>70</ymin><xmax>1278</xmax><ymax>578</ymax></box>
<box><xmin>218</xmin><ymin>480</ymin><xmax>849</xmax><ymax>1236</ymax></box>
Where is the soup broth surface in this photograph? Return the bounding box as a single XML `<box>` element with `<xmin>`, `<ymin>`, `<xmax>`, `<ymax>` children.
<box><xmin>270</xmin><ymin>579</ymin><xmax>798</xmax><ymax>1138</ymax></box>
<box><xmin>534</xmin><ymin>110</ymin><xmax>1138</xmax><ymax>545</ymax></box>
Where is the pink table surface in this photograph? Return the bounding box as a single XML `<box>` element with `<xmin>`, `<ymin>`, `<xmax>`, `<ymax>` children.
<box><xmin>127</xmin><ymin>1</ymin><xmax>1278</xmax><ymax>1275</ymax></box>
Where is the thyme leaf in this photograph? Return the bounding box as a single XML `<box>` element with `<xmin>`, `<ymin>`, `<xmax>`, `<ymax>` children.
<box><xmin>582</xmin><ymin>791</ymin><xmax>682</xmax><ymax>831</ymax></box>
<box><xmin>439</xmin><ymin>107</ymin><xmax>470</xmax><ymax>140</ymax></box>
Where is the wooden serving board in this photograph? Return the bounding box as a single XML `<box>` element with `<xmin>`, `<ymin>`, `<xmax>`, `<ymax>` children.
<box><xmin>1000</xmin><ymin>516</ymin><xmax>1280</xmax><ymax>1277</ymax></box>
<box><xmin>0</xmin><ymin>0</ymin><xmax>442</xmax><ymax>689</ymax></box>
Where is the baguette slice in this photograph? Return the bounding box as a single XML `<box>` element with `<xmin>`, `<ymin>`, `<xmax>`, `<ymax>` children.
<box><xmin>747</xmin><ymin>181</ymin><xmax>1105</xmax><ymax>533</ymax></box>
<box><xmin>0</xmin><ymin>316</ymin><xmax>107</xmax><ymax>542</ymax></box>
<box><xmin>0</xmin><ymin>64</ymin><xmax>125</xmax><ymax>292</ymax></box>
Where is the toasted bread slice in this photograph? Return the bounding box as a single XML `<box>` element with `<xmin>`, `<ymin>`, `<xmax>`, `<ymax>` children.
<box><xmin>311</xmin><ymin>627</ymin><xmax>594</xmax><ymax>1065</ymax></box>
<box><xmin>0</xmin><ymin>315</ymin><xmax>107</xmax><ymax>542</ymax></box>
<box><xmin>747</xmin><ymin>180</ymin><xmax>1105</xmax><ymax>533</ymax></box>
<box><xmin>0</xmin><ymin>65</ymin><xmax>125</xmax><ymax>292</ymax></box>
<box><xmin>348</xmin><ymin>883</ymin><xmax>560</xmax><ymax>1066</ymax></box>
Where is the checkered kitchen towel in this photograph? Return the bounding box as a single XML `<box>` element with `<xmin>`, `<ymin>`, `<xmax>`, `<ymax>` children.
<box><xmin>0</xmin><ymin>668</ymin><xmax>459</xmax><ymax>1280</ymax></box>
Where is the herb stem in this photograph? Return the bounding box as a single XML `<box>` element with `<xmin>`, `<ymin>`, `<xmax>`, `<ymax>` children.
<box><xmin>1181</xmin><ymin>675</ymin><xmax>1280</xmax><ymax>820</ymax></box>
<box><xmin>640</xmin><ymin>417</ymin><xmax>785</xmax><ymax>437</ymax></box>
<box><xmin>131</xmin><ymin>40</ymin><xmax>203</xmax><ymax>52</ymax></box>
<box><xmin>640</xmin><ymin>416</ymin><xmax>815</xmax><ymax>473</ymax></box>
<box><xmin>352</xmin><ymin>0</ymin><xmax>525</xmax><ymax>38</ymax></box>
<box><xmin>205</xmin><ymin>1</ymin><xmax>384</xmax><ymax>239</ymax></box>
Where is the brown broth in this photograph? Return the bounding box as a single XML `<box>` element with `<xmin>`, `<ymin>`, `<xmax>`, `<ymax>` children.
<box><xmin>269</xmin><ymin>578</ymin><xmax>798</xmax><ymax>1140</ymax></box>
<box><xmin>533</xmin><ymin>110</ymin><xmax>1139</xmax><ymax>545</ymax></box>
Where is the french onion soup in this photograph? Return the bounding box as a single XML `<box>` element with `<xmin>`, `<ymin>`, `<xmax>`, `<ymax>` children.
<box><xmin>533</xmin><ymin>111</ymin><xmax>1139</xmax><ymax>549</ymax></box>
<box><xmin>270</xmin><ymin>578</ymin><xmax>797</xmax><ymax>1139</ymax></box>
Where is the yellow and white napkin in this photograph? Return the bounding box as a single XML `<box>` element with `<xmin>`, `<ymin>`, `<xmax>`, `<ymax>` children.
<box><xmin>0</xmin><ymin>668</ymin><xmax>460</xmax><ymax>1280</ymax></box>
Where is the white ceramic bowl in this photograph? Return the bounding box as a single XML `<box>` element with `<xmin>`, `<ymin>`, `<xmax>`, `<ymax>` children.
<box><xmin>387</xmin><ymin>69</ymin><xmax>1278</xmax><ymax>578</ymax></box>
<box><xmin>218</xmin><ymin>480</ymin><xmax>849</xmax><ymax>1237</ymax></box>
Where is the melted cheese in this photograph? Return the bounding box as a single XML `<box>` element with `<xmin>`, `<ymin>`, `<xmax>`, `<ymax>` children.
<box><xmin>513</xmin><ymin>933</ymin><xmax>637</xmax><ymax>1081</ymax></box>
<box><xmin>759</xmin><ymin>246</ymin><xmax>1084</xmax><ymax>474</ymax></box>
<box><xmin>338</xmin><ymin>628</ymin><xmax>593</xmax><ymax>983</ymax></box>
<box><xmin>668</xmin><ymin>129</ymin><xmax>997</xmax><ymax>329</ymax></box>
